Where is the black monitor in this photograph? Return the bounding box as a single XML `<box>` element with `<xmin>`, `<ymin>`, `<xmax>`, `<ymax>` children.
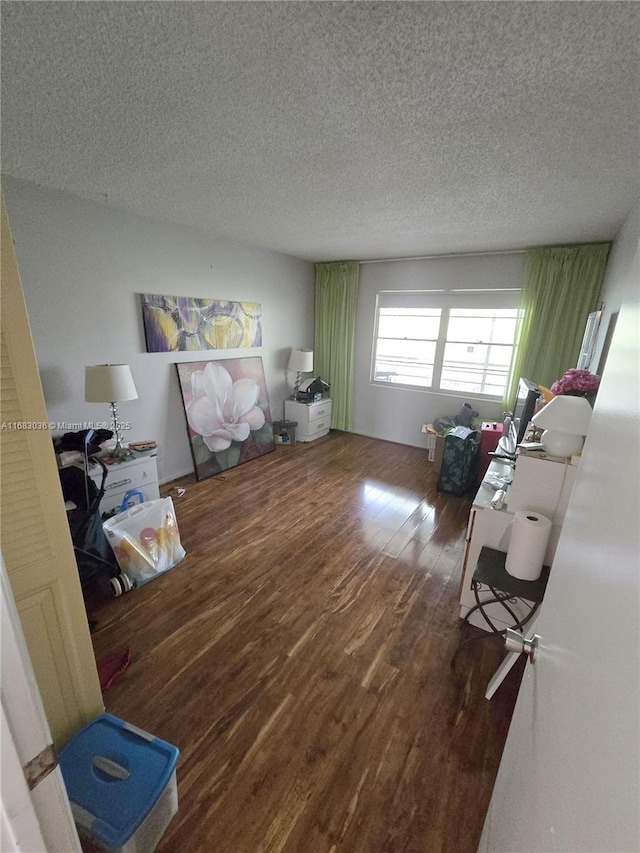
<box><xmin>512</xmin><ymin>378</ymin><xmax>542</xmax><ymax>446</ymax></box>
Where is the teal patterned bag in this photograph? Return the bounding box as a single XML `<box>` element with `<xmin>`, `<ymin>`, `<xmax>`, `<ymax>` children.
<box><xmin>437</xmin><ymin>428</ymin><xmax>481</xmax><ymax>496</ymax></box>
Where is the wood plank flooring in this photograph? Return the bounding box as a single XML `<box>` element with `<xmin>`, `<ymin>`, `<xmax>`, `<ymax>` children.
<box><xmin>87</xmin><ymin>432</ymin><xmax>523</xmax><ymax>853</ymax></box>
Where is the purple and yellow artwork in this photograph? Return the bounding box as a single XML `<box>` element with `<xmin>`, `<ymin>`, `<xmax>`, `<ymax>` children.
<box><xmin>175</xmin><ymin>358</ymin><xmax>275</xmax><ymax>480</ymax></box>
<box><xmin>141</xmin><ymin>293</ymin><xmax>262</xmax><ymax>352</ymax></box>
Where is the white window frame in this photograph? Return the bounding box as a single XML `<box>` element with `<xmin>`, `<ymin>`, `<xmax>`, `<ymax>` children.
<box><xmin>371</xmin><ymin>289</ymin><xmax>521</xmax><ymax>399</ymax></box>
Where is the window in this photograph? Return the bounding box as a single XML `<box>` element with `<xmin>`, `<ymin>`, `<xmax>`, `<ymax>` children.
<box><xmin>374</xmin><ymin>307</ymin><xmax>441</xmax><ymax>387</ymax></box>
<box><xmin>372</xmin><ymin>290</ymin><xmax>520</xmax><ymax>398</ymax></box>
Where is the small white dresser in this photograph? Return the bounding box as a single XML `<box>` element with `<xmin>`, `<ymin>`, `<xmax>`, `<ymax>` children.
<box><xmin>284</xmin><ymin>398</ymin><xmax>332</xmax><ymax>442</ymax></box>
<box><xmin>88</xmin><ymin>454</ymin><xmax>160</xmax><ymax>516</ymax></box>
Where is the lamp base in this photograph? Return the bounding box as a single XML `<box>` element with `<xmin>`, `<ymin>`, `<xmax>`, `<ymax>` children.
<box><xmin>540</xmin><ymin>430</ymin><xmax>584</xmax><ymax>458</ymax></box>
<box><xmin>107</xmin><ymin>401</ymin><xmax>134</xmax><ymax>461</ymax></box>
<box><xmin>108</xmin><ymin>441</ymin><xmax>132</xmax><ymax>461</ymax></box>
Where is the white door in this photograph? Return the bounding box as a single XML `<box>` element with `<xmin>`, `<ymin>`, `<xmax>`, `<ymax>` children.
<box><xmin>1</xmin><ymin>554</ymin><xmax>81</xmax><ymax>851</ymax></box>
<box><xmin>1</xmin><ymin>200</ymin><xmax>104</xmax><ymax>746</ymax></box>
<box><xmin>479</xmin><ymin>300</ymin><xmax>640</xmax><ymax>852</ymax></box>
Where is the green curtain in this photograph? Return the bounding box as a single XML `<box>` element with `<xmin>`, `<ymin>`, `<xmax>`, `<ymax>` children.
<box><xmin>503</xmin><ymin>243</ymin><xmax>610</xmax><ymax>408</ymax></box>
<box><xmin>314</xmin><ymin>261</ymin><xmax>360</xmax><ymax>431</ymax></box>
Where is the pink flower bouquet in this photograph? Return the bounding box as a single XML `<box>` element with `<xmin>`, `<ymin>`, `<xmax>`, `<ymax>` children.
<box><xmin>550</xmin><ymin>369</ymin><xmax>600</xmax><ymax>396</ymax></box>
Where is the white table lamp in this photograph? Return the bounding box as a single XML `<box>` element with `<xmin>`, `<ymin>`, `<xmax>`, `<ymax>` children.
<box><xmin>531</xmin><ymin>394</ymin><xmax>593</xmax><ymax>457</ymax></box>
<box><xmin>85</xmin><ymin>364</ymin><xmax>138</xmax><ymax>459</ymax></box>
<box><xmin>288</xmin><ymin>348</ymin><xmax>313</xmax><ymax>393</ymax></box>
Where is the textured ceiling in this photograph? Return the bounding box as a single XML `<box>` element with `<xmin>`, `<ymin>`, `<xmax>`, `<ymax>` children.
<box><xmin>1</xmin><ymin>1</ymin><xmax>639</xmax><ymax>262</ymax></box>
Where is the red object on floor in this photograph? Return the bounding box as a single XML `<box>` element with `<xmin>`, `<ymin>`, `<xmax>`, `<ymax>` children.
<box><xmin>97</xmin><ymin>648</ymin><xmax>131</xmax><ymax>692</ymax></box>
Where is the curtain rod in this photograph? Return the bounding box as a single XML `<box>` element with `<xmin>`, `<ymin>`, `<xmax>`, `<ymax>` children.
<box><xmin>359</xmin><ymin>248</ymin><xmax>526</xmax><ymax>264</ymax></box>
<box><xmin>357</xmin><ymin>239</ymin><xmax>610</xmax><ymax>265</ymax></box>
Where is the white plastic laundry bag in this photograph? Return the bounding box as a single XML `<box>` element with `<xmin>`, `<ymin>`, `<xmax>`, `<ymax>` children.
<box><xmin>102</xmin><ymin>497</ymin><xmax>186</xmax><ymax>583</ymax></box>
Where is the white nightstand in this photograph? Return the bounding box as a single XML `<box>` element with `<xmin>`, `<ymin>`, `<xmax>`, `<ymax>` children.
<box><xmin>284</xmin><ymin>398</ymin><xmax>332</xmax><ymax>442</ymax></box>
<box><xmin>88</xmin><ymin>454</ymin><xmax>160</xmax><ymax>516</ymax></box>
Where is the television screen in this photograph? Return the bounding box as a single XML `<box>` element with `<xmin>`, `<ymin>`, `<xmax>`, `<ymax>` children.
<box><xmin>512</xmin><ymin>378</ymin><xmax>542</xmax><ymax>445</ymax></box>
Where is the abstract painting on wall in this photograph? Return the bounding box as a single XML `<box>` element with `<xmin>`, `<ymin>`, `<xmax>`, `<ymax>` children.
<box><xmin>141</xmin><ymin>293</ymin><xmax>262</xmax><ymax>352</ymax></box>
<box><xmin>175</xmin><ymin>358</ymin><xmax>275</xmax><ymax>480</ymax></box>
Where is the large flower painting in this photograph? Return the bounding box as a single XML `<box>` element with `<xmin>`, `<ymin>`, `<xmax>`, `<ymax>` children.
<box><xmin>175</xmin><ymin>358</ymin><xmax>275</xmax><ymax>480</ymax></box>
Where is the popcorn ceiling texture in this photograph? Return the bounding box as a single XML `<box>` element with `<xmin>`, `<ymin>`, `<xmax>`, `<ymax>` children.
<box><xmin>1</xmin><ymin>1</ymin><xmax>638</xmax><ymax>261</ymax></box>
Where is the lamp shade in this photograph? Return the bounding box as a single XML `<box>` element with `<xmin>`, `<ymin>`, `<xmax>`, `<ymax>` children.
<box><xmin>531</xmin><ymin>394</ymin><xmax>593</xmax><ymax>457</ymax></box>
<box><xmin>288</xmin><ymin>348</ymin><xmax>313</xmax><ymax>374</ymax></box>
<box><xmin>85</xmin><ymin>364</ymin><xmax>138</xmax><ymax>403</ymax></box>
<box><xmin>531</xmin><ymin>395</ymin><xmax>592</xmax><ymax>435</ymax></box>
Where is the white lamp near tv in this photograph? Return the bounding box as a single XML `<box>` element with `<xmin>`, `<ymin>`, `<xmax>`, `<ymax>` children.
<box><xmin>531</xmin><ymin>395</ymin><xmax>593</xmax><ymax>457</ymax></box>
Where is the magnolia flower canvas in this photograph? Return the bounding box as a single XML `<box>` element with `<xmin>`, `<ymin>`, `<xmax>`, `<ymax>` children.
<box><xmin>175</xmin><ymin>358</ymin><xmax>275</xmax><ymax>480</ymax></box>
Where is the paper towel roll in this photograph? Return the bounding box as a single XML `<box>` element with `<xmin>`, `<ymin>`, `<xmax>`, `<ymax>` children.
<box><xmin>505</xmin><ymin>511</ymin><xmax>552</xmax><ymax>581</ymax></box>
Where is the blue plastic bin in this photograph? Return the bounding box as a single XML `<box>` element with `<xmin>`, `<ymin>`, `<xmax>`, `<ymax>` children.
<box><xmin>59</xmin><ymin>713</ymin><xmax>179</xmax><ymax>853</ymax></box>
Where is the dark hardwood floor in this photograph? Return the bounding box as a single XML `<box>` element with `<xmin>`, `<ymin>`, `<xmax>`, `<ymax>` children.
<box><xmin>88</xmin><ymin>431</ymin><xmax>523</xmax><ymax>853</ymax></box>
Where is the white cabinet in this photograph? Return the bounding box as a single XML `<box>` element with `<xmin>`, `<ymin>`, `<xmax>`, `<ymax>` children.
<box><xmin>507</xmin><ymin>453</ymin><xmax>576</xmax><ymax>524</ymax></box>
<box><xmin>284</xmin><ymin>398</ymin><xmax>332</xmax><ymax>442</ymax></box>
<box><xmin>459</xmin><ymin>452</ymin><xmax>577</xmax><ymax>631</ymax></box>
<box><xmin>88</xmin><ymin>454</ymin><xmax>160</xmax><ymax>516</ymax></box>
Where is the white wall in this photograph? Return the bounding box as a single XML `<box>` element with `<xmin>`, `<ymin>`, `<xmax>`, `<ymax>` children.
<box><xmin>352</xmin><ymin>252</ymin><xmax>525</xmax><ymax>447</ymax></box>
<box><xmin>479</xmin><ymin>200</ymin><xmax>639</xmax><ymax>853</ymax></box>
<box><xmin>2</xmin><ymin>177</ymin><xmax>314</xmax><ymax>483</ymax></box>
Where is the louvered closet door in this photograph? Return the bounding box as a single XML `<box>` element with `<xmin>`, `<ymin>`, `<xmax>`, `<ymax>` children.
<box><xmin>1</xmin><ymin>200</ymin><xmax>103</xmax><ymax>746</ymax></box>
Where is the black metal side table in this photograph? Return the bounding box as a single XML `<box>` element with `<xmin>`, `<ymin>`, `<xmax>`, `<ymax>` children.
<box><xmin>464</xmin><ymin>546</ymin><xmax>551</xmax><ymax>636</ymax></box>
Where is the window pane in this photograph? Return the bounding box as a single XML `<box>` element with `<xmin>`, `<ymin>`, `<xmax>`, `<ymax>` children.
<box><xmin>378</xmin><ymin>309</ymin><xmax>441</xmax><ymax>341</ymax></box>
<box><xmin>376</xmin><ymin>339</ymin><xmax>431</xmax><ymax>361</ymax></box>
<box><xmin>374</xmin><ymin>341</ymin><xmax>436</xmax><ymax>386</ymax></box>
<box><xmin>447</xmin><ymin>309</ymin><xmax>518</xmax><ymax>345</ymax></box>
<box><xmin>450</xmin><ymin>308</ymin><xmax>519</xmax><ymax>320</ymax></box>
<box><xmin>489</xmin><ymin>345</ymin><xmax>514</xmax><ymax>366</ymax></box>
<box><xmin>440</xmin><ymin>309</ymin><xmax>517</xmax><ymax>395</ymax></box>
<box><xmin>380</xmin><ymin>308</ymin><xmax>441</xmax><ymax>318</ymax></box>
<box><xmin>441</xmin><ymin>342</ymin><xmax>511</xmax><ymax>395</ymax></box>
<box><xmin>483</xmin><ymin>373</ymin><xmax>510</xmax><ymax>395</ymax></box>
<box><xmin>491</xmin><ymin>318</ymin><xmax>519</xmax><ymax>344</ymax></box>
<box><xmin>443</xmin><ymin>342</ymin><xmax>489</xmax><ymax>365</ymax></box>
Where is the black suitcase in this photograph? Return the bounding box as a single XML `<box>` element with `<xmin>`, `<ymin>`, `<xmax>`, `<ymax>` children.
<box><xmin>437</xmin><ymin>428</ymin><xmax>481</xmax><ymax>496</ymax></box>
